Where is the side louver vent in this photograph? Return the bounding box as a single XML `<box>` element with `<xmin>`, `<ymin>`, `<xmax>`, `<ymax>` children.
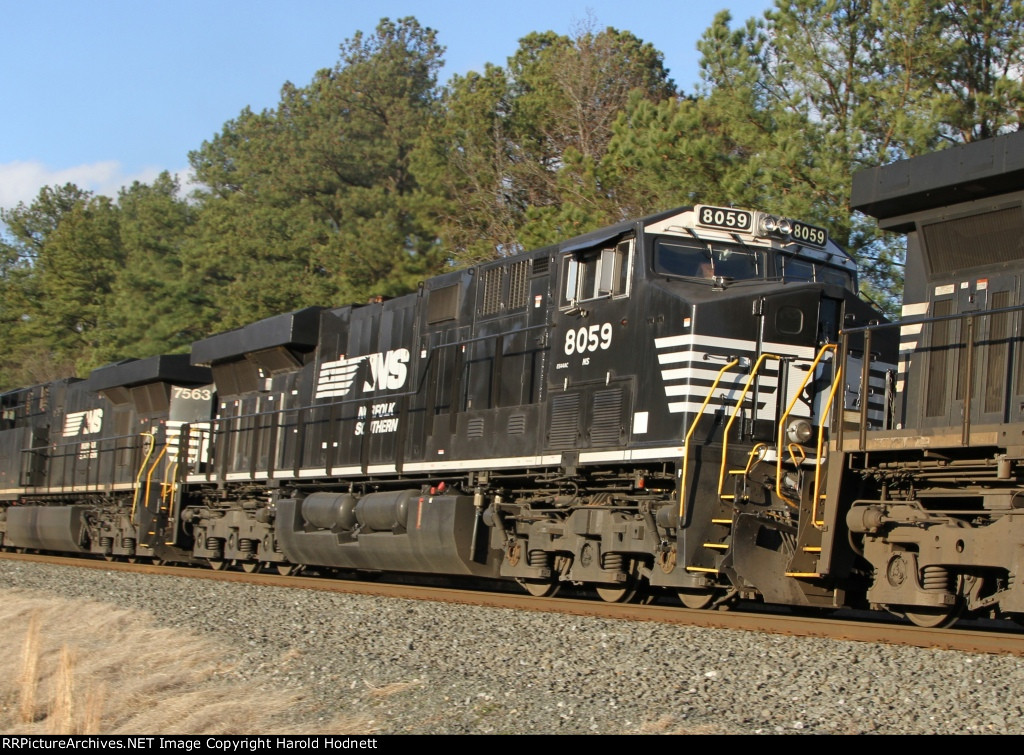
<box><xmin>466</xmin><ymin>417</ymin><xmax>485</xmax><ymax>438</ymax></box>
<box><xmin>548</xmin><ymin>393</ymin><xmax>579</xmax><ymax>448</ymax></box>
<box><xmin>590</xmin><ymin>388</ymin><xmax>623</xmax><ymax>445</ymax></box>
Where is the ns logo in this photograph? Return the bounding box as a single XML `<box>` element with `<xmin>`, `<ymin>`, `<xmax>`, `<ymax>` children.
<box><xmin>363</xmin><ymin>349</ymin><xmax>410</xmax><ymax>391</ymax></box>
<box><xmin>315</xmin><ymin>348</ymin><xmax>411</xmax><ymax>399</ymax></box>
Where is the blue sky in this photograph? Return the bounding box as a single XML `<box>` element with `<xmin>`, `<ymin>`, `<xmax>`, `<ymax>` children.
<box><xmin>0</xmin><ymin>0</ymin><xmax>774</xmax><ymax>212</ymax></box>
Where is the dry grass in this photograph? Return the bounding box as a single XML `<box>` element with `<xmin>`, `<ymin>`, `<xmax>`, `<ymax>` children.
<box><xmin>17</xmin><ymin>610</ymin><xmax>41</xmax><ymax>725</ymax></box>
<box><xmin>0</xmin><ymin>589</ymin><xmax>385</xmax><ymax>735</ymax></box>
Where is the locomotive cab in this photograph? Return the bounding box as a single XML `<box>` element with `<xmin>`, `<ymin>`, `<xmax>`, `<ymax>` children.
<box><xmin>503</xmin><ymin>205</ymin><xmax>895</xmax><ymax>606</ymax></box>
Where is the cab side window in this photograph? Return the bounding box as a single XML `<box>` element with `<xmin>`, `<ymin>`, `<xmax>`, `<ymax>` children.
<box><xmin>560</xmin><ymin>239</ymin><xmax>633</xmax><ymax>309</ymax></box>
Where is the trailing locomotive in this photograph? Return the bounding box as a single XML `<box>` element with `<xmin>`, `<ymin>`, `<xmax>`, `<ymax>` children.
<box><xmin>1</xmin><ymin>131</ymin><xmax>1021</xmax><ymax>629</ymax></box>
<box><xmin>836</xmin><ymin>129</ymin><xmax>1024</xmax><ymax>628</ymax></box>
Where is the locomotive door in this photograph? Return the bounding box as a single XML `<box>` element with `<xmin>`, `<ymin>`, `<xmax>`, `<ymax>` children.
<box><xmin>920</xmin><ymin>284</ymin><xmax>962</xmax><ymax>428</ymax></box>
<box><xmin>919</xmin><ymin>275</ymin><xmax>1024</xmax><ymax>428</ymax></box>
<box><xmin>970</xmin><ymin>274</ymin><xmax>1024</xmax><ymax>426</ymax></box>
<box><xmin>547</xmin><ymin>236</ymin><xmax>634</xmax><ymax>452</ymax></box>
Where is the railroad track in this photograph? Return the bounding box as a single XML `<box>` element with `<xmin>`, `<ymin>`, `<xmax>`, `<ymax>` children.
<box><xmin>3</xmin><ymin>549</ymin><xmax>1023</xmax><ymax>657</ymax></box>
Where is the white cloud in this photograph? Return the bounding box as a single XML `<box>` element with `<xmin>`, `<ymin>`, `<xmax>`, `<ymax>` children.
<box><xmin>0</xmin><ymin>160</ymin><xmax>191</xmax><ymax>212</ymax></box>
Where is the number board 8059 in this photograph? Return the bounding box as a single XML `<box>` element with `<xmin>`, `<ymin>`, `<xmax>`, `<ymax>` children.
<box><xmin>696</xmin><ymin>205</ymin><xmax>753</xmax><ymax>233</ymax></box>
<box><xmin>789</xmin><ymin>220</ymin><xmax>828</xmax><ymax>248</ymax></box>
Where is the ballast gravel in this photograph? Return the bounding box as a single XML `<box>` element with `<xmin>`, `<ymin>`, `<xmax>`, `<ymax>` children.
<box><xmin>2</xmin><ymin>559</ymin><xmax>1023</xmax><ymax>736</ymax></box>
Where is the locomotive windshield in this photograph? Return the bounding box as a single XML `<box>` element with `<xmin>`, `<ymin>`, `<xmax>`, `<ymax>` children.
<box><xmin>653</xmin><ymin>234</ymin><xmax>857</xmax><ymax>292</ymax></box>
<box><xmin>777</xmin><ymin>252</ymin><xmax>855</xmax><ymax>289</ymax></box>
<box><xmin>653</xmin><ymin>237</ymin><xmax>761</xmax><ymax>281</ymax></box>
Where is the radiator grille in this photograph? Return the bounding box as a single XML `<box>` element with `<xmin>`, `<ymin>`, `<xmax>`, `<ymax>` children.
<box><xmin>480</xmin><ymin>268</ymin><xmax>502</xmax><ymax>316</ymax></box>
<box><xmin>922</xmin><ymin>207</ymin><xmax>1024</xmax><ymax>275</ymax></box>
<box><xmin>508</xmin><ymin>260</ymin><xmax>529</xmax><ymax>311</ymax></box>
<box><xmin>427</xmin><ymin>283</ymin><xmax>459</xmax><ymax>324</ymax></box>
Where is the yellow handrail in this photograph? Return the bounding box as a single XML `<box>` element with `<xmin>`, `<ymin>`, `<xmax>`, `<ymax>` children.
<box><xmin>716</xmin><ymin>353</ymin><xmax>782</xmax><ymax>501</ymax></box>
<box><xmin>675</xmin><ymin>343</ymin><xmax>849</xmax><ymax>549</ymax></box>
<box><xmin>812</xmin><ymin>364</ymin><xmax>844</xmax><ymax>527</ymax></box>
<box><xmin>130</xmin><ymin>432</ymin><xmax>157</xmax><ymax>526</ymax></box>
<box><xmin>163</xmin><ymin>460</ymin><xmax>181</xmax><ymax>546</ymax></box>
<box><xmin>744</xmin><ymin>443</ymin><xmax>768</xmax><ymax>476</ymax></box>
<box><xmin>774</xmin><ymin>344</ymin><xmax>836</xmax><ymax>509</ymax></box>
<box><xmin>143</xmin><ymin>445</ymin><xmax>168</xmax><ymax>517</ymax></box>
<box><xmin>678</xmin><ymin>359</ymin><xmax>740</xmax><ymax>523</ymax></box>
<box><xmin>162</xmin><ymin>460</ymin><xmax>179</xmax><ymax>504</ymax></box>
<box><xmin>133</xmin><ymin>444</ymin><xmax>167</xmax><ymax>527</ymax></box>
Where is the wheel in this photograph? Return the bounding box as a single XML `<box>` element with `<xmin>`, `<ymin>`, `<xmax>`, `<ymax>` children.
<box><xmin>516</xmin><ymin>578</ymin><xmax>561</xmax><ymax>597</ymax></box>
<box><xmin>594</xmin><ymin>561</ymin><xmax>643</xmax><ymax>604</ymax></box>
<box><xmin>678</xmin><ymin>589</ymin><xmax>718</xmax><ymax>610</ymax></box>
<box><xmin>899</xmin><ymin>604</ymin><xmax>964</xmax><ymax>629</ymax></box>
<box><xmin>276</xmin><ymin>564</ymin><xmax>296</xmax><ymax>576</ymax></box>
<box><xmin>595</xmin><ymin>582</ymin><xmax>641</xmax><ymax>603</ymax></box>
<box><xmin>240</xmin><ymin>560</ymin><xmax>262</xmax><ymax>574</ymax></box>
<box><xmin>892</xmin><ymin>571</ymin><xmax>967</xmax><ymax>628</ymax></box>
<box><xmin>208</xmin><ymin>559</ymin><xmax>226</xmax><ymax>571</ymax></box>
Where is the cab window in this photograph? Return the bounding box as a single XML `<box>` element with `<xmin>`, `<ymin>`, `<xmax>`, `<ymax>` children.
<box><xmin>560</xmin><ymin>239</ymin><xmax>632</xmax><ymax>308</ymax></box>
<box><xmin>779</xmin><ymin>253</ymin><xmax>855</xmax><ymax>290</ymax></box>
<box><xmin>779</xmin><ymin>256</ymin><xmax>815</xmax><ymax>282</ymax></box>
<box><xmin>654</xmin><ymin>237</ymin><xmax>760</xmax><ymax>280</ymax></box>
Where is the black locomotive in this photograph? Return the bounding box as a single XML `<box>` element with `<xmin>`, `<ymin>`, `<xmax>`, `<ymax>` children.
<box><xmin>836</xmin><ymin>130</ymin><xmax>1024</xmax><ymax>628</ymax></box>
<box><xmin>2</xmin><ymin>131</ymin><xmax>1022</xmax><ymax>629</ymax></box>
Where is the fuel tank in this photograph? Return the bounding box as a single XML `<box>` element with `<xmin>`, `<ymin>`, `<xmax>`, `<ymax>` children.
<box><xmin>276</xmin><ymin>491</ymin><xmax>501</xmax><ymax>577</ymax></box>
<box><xmin>6</xmin><ymin>505</ymin><xmax>90</xmax><ymax>553</ymax></box>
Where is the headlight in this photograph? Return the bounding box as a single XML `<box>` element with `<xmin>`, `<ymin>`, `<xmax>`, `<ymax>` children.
<box><xmin>786</xmin><ymin>418</ymin><xmax>814</xmax><ymax>444</ymax></box>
